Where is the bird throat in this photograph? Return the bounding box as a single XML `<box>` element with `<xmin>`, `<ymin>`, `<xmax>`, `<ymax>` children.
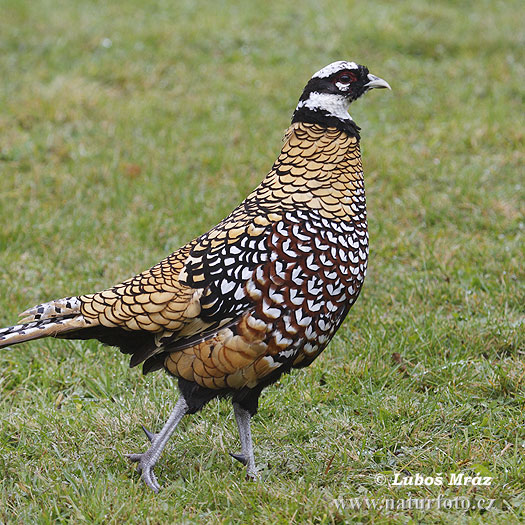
<box><xmin>292</xmin><ymin>96</ymin><xmax>361</xmax><ymax>139</ymax></box>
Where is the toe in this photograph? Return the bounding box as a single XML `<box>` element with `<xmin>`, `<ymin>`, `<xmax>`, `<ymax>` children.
<box><xmin>126</xmin><ymin>453</ymin><xmax>143</xmax><ymax>463</ymax></box>
<box><xmin>142</xmin><ymin>469</ymin><xmax>160</xmax><ymax>493</ymax></box>
<box><xmin>125</xmin><ymin>452</ymin><xmax>162</xmax><ymax>492</ymax></box>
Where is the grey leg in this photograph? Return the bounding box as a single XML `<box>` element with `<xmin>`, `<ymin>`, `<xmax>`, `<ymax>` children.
<box><xmin>232</xmin><ymin>402</ymin><xmax>258</xmax><ymax>479</ymax></box>
<box><xmin>127</xmin><ymin>396</ymin><xmax>188</xmax><ymax>492</ymax></box>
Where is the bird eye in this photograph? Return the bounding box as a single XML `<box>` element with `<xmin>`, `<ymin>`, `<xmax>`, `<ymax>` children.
<box><xmin>336</xmin><ymin>72</ymin><xmax>356</xmax><ymax>84</ymax></box>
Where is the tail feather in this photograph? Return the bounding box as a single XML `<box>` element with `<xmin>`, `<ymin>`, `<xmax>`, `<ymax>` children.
<box><xmin>0</xmin><ymin>316</ymin><xmax>90</xmax><ymax>349</ymax></box>
<box><xmin>1</xmin><ymin>296</ymin><xmax>90</xmax><ymax>350</ymax></box>
<box><xmin>18</xmin><ymin>296</ymin><xmax>81</xmax><ymax>323</ymax></box>
<box><xmin>1</xmin><ymin>296</ymin><xmax>159</xmax><ymax>372</ymax></box>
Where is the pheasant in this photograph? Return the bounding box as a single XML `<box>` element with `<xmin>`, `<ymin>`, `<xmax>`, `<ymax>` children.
<box><xmin>0</xmin><ymin>61</ymin><xmax>390</xmax><ymax>492</ymax></box>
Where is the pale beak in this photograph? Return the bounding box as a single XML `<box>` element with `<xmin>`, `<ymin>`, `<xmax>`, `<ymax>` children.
<box><xmin>364</xmin><ymin>74</ymin><xmax>391</xmax><ymax>90</ymax></box>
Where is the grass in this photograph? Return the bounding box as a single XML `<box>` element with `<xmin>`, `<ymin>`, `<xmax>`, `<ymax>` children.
<box><xmin>0</xmin><ymin>0</ymin><xmax>523</xmax><ymax>522</ymax></box>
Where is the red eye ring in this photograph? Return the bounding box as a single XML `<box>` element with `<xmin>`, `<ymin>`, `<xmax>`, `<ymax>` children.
<box><xmin>335</xmin><ymin>71</ymin><xmax>357</xmax><ymax>84</ymax></box>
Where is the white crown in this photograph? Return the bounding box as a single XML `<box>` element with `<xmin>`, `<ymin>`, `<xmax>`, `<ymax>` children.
<box><xmin>312</xmin><ymin>61</ymin><xmax>358</xmax><ymax>79</ymax></box>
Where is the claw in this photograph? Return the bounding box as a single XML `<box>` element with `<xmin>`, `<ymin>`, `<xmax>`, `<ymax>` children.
<box><xmin>229</xmin><ymin>452</ymin><xmax>248</xmax><ymax>465</ymax></box>
<box><xmin>126</xmin><ymin>453</ymin><xmax>161</xmax><ymax>493</ymax></box>
<box><xmin>141</xmin><ymin>425</ymin><xmax>156</xmax><ymax>443</ymax></box>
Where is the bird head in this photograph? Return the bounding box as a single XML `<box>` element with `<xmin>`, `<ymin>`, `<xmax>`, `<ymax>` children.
<box><xmin>291</xmin><ymin>61</ymin><xmax>390</xmax><ymax>136</ymax></box>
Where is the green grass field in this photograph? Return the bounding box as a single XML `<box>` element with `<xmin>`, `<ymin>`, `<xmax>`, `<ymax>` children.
<box><xmin>0</xmin><ymin>0</ymin><xmax>523</xmax><ymax>522</ymax></box>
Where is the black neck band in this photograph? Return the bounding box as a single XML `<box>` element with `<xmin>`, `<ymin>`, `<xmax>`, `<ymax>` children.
<box><xmin>291</xmin><ymin>107</ymin><xmax>361</xmax><ymax>140</ymax></box>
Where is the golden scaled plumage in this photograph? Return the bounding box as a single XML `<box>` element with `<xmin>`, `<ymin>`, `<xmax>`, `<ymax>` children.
<box><xmin>246</xmin><ymin>123</ymin><xmax>363</xmax><ymax>220</ymax></box>
<box><xmin>79</xmin><ymin>243</ymin><xmax>202</xmax><ymax>334</ymax></box>
<box><xmin>165</xmin><ymin>311</ymin><xmax>270</xmax><ymax>389</ymax></box>
<box><xmin>70</xmin><ymin>122</ymin><xmax>364</xmax><ymax>390</ymax></box>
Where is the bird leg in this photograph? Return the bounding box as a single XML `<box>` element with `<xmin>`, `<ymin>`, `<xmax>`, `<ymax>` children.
<box><xmin>232</xmin><ymin>402</ymin><xmax>258</xmax><ymax>479</ymax></box>
<box><xmin>126</xmin><ymin>396</ymin><xmax>188</xmax><ymax>492</ymax></box>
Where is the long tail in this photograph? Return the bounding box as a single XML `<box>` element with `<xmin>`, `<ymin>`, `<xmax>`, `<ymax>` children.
<box><xmin>0</xmin><ymin>296</ymin><xmax>90</xmax><ymax>350</ymax></box>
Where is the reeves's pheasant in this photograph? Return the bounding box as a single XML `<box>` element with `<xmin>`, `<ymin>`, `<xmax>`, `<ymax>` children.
<box><xmin>0</xmin><ymin>61</ymin><xmax>390</xmax><ymax>492</ymax></box>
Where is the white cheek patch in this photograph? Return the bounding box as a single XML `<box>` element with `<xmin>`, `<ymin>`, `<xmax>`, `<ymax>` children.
<box><xmin>313</xmin><ymin>60</ymin><xmax>358</xmax><ymax>79</ymax></box>
<box><xmin>296</xmin><ymin>92</ymin><xmax>352</xmax><ymax>121</ymax></box>
<box><xmin>335</xmin><ymin>82</ymin><xmax>350</xmax><ymax>92</ymax></box>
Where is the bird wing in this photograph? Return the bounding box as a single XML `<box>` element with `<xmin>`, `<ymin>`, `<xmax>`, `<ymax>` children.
<box><xmin>75</xmin><ymin>204</ymin><xmax>279</xmax><ymax>363</ymax></box>
<box><xmin>79</xmin><ymin>241</ymin><xmax>202</xmax><ymax>335</ymax></box>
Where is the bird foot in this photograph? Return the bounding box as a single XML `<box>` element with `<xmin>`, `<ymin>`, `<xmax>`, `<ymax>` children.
<box><xmin>126</xmin><ymin>452</ymin><xmax>161</xmax><ymax>493</ymax></box>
